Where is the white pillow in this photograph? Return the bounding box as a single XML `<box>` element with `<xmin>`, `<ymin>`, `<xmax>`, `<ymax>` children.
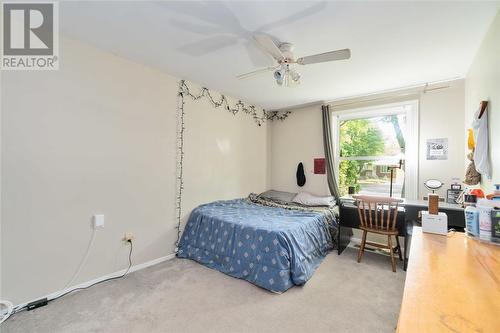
<box><xmin>292</xmin><ymin>192</ymin><xmax>335</xmax><ymax>207</ymax></box>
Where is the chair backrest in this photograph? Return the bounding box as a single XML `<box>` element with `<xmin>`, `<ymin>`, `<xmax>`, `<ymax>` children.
<box><xmin>352</xmin><ymin>195</ymin><xmax>403</xmax><ymax>231</ymax></box>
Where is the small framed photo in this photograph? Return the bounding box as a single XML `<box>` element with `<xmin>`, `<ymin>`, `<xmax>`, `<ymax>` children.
<box><xmin>447</xmin><ymin>189</ymin><xmax>462</xmax><ymax>204</ymax></box>
<box><xmin>426</xmin><ymin>138</ymin><xmax>448</xmax><ymax>160</ymax></box>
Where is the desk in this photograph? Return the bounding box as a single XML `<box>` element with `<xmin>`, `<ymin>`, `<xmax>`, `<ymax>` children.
<box><xmin>397</xmin><ymin>227</ymin><xmax>500</xmax><ymax>333</ymax></box>
<box><xmin>341</xmin><ymin>196</ymin><xmax>465</xmax><ymax>227</ymax></box>
<box><xmin>338</xmin><ymin>197</ymin><xmax>466</xmax><ymax>270</ymax></box>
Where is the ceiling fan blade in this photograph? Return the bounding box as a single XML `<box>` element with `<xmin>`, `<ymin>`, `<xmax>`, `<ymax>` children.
<box><xmin>169</xmin><ymin>18</ymin><xmax>226</xmax><ymax>36</ymax></box>
<box><xmin>244</xmin><ymin>40</ymin><xmax>274</xmax><ymax>67</ymax></box>
<box><xmin>179</xmin><ymin>35</ymin><xmax>238</xmax><ymax>56</ymax></box>
<box><xmin>296</xmin><ymin>49</ymin><xmax>351</xmax><ymax>65</ymax></box>
<box><xmin>236</xmin><ymin>66</ymin><xmax>278</xmax><ymax>80</ymax></box>
<box><xmin>257</xmin><ymin>2</ymin><xmax>327</xmax><ymax>32</ymax></box>
<box><xmin>253</xmin><ymin>34</ymin><xmax>285</xmax><ymax>62</ymax></box>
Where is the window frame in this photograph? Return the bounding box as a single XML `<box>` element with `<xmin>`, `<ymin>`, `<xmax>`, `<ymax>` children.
<box><xmin>332</xmin><ymin>100</ymin><xmax>419</xmax><ymax>200</ymax></box>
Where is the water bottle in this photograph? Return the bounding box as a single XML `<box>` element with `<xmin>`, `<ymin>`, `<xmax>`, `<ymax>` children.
<box><xmin>464</xmin><ymin>194</ymin><xmax>479</xmax><ymax>237</ymax></box>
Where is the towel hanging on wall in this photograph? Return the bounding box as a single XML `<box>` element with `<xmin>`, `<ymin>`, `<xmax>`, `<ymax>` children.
<box><xmin>296</xmin><ymin>162</ymin><xmax>306</xmax><ymax>187</ymax></box>
<box><xmin>472</xmin><ymin>101</ymin><xmax>491</xmax><ymax>179</ymax></box>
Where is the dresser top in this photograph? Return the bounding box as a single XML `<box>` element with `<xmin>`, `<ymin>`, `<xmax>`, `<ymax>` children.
<box><xmin>397</xmin><ymin>228</ymin><xmax>500</xmax><ymax>332</ymax></box>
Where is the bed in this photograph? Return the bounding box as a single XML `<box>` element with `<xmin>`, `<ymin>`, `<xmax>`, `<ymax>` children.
<box><xmin>177</xmin><ymin>191</ymin><xmax>338</xmax><ymax>293</ymax></box>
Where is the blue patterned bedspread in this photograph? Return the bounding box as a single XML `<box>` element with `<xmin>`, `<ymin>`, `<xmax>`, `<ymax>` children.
<box><xmin>177</xmin><ymin>199</ymin><xmax>336</xmax><ymax>293</ymax></box>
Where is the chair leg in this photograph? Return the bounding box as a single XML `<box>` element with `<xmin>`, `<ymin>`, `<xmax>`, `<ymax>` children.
<box><xmin>388</xmin><ymin>235</ymin><xmax>396</xmax><ymax>272</ymax></box>
<box><xmin>395</xmin><ymin>236</ymin><xmax>403</xmax><ymax>261</ymax></box>
<box><xmin>357</xmin><ymin>230</ymin><xmax>367</xmax><ymax>263</ymax></box>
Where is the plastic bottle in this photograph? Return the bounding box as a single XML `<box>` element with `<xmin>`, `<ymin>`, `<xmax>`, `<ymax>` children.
<box><xmin>465</xmin><ymin>205</ymin><xmax>479</xmax><ymax>237</ymax></box>
<box><xmin>491</xmin><ymin>209</ymin><xmax>500</xmax><ymax>243</ymax></box>
<box><xmin>477</xmin><ymin>199</ymin><xmax>493</xmax><ymax>241</ymax></box>
<box><xmin>492</xmin><ymin>184</ymin><xmax>500</xmax><ymax>201</ymax></box>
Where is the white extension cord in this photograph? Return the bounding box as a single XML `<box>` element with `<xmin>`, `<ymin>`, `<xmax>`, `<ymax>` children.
<box><xmin>0</xmin><ymin>300</ymin><xmax>14</xmax><ymax>324</ymax></box>
<box><xmin>1</xmin><ymin>229</ymin><xmax>131</xmax><ymax>325</ymax></box>
<box><xmin>64</xmin><ymin>227</ymin><xmax>97</xmax><ymax>289</ymax></box>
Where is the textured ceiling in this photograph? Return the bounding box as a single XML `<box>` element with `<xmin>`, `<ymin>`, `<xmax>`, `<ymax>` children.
<box><xmin>61</xmin><ymin>1</ymin><xmax>499</xmax><ymax>109</ymax></box>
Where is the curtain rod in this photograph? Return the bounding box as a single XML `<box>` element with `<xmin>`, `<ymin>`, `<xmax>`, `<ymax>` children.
<box><xmin>271</xmin><ymin>77</ymin><xmax>461</xmax><ymax>112</ymax></box>
<box><xmin>329</xmin><ymin>84</ymin><xmax>451</xmax><ymax>109</ymax></box>
<box><xmin>328</xmin><ymin>77</ymin><xmax>461</xmax><ymax>108</ymax></box>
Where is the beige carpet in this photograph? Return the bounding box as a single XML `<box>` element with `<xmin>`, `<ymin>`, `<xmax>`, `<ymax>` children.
<box><xmin>3</xmin><ymin>247</ymin><xmax>406</xmax><ymax>333</ymax></box>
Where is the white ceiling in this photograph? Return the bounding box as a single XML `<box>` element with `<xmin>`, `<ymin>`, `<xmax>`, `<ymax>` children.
<box><xmin>60</xmin><ymin>1</ymin><xmax>499</xmax><ymax>110</ymax></box>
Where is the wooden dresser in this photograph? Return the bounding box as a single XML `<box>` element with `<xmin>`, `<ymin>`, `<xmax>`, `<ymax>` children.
<box><xmin>397</xmin><ymin>227</ymin><xmax>500</xmax><ymax>333</ymax></box>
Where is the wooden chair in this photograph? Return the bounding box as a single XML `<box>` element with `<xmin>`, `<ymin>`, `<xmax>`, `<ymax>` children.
<box><xmin>353</xmin><ymin>195</ymin><xmax>404</xmax><ymax>272</ymax></box>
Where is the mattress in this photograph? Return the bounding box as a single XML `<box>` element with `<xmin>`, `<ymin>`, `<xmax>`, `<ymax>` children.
<box><xmin>177</xmin><ymin>197</ymin><xmax>336</xmax><ymax>293</ymax></box>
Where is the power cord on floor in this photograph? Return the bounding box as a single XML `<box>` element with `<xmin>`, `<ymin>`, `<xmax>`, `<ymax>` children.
<box><xmin>1</xmin><ymin>240</ymin><xmax>133</xmax><ymax>324</ymax></box>
<box><xmin>51</xmin><ymin>239</ymin><xmax>133</xmax><ymax>302</ymax></box>
<box><xmin>0</xmin><ymin>300</ymin><xmax>14</xmax><ymax>324</ymax></box>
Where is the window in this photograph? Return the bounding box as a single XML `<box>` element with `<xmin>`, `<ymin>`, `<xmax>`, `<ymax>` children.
<box><xmin>333</xmin><ymin>101</ymin><xmax>418</xmax><ymax>199</ymax></box>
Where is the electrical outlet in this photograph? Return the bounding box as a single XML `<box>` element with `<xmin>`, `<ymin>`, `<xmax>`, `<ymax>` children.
<box><xmin>93</xmin><ymin>215</ymin><xmax>104</xmax><ymax>228</ymax></box>
<box><xmin>123</xmin><ymin>232</ymin><xmax>134</xmax><ymax>242</ymax></box>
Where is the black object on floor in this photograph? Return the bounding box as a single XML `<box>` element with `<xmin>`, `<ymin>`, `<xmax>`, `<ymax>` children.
<box><xmin>296</xmin><ymin>162</ymin><xmax>306</xmax><ymax>187</ymax></box>
<box><xmin>26</xmin><ymin>298</ymin><xmax>48</xmax><ymax>311</ymax></box>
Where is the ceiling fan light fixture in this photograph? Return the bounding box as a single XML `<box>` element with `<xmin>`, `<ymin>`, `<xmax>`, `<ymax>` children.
<box><xmin>237</xmin><ymin>34</ymin><xmax>351</xmax><ymax>86</ymax></box>
<box><xmin>273</xmin><ymin>68</ymin><xmax>284</xmax><ymax>86</ymax></box>
<box><xmin>277</xmin><ymin>65</ymin><xmax>300</xmax><ymax>87</ymax></box>
<box><xmin>290</xmin><ymin>70</ymin><xmax>301</xmax><ymax>83</ymax></box>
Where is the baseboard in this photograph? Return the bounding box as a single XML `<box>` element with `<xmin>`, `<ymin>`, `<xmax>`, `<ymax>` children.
<box><xmin>11</xmin><ymin>253</ymin><xmax>176</xmax><ymax>311</ymax></box>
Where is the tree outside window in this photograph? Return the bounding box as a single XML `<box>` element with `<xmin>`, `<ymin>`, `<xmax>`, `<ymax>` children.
<box><xmin>338</xmin><ymin>114</ymin><xmax>406</xmax><ymax>197</ymax></box>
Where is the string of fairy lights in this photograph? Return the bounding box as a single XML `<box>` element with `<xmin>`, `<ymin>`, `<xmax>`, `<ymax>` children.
<box><xmin>174</xmin><ymin>80</ymin><xmax>291</xmax><ymax>251</ymax></box>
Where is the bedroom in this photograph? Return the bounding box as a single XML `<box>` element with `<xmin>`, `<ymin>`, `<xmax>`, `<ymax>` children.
<box><xmin>1</xmin><ymin>1</ymin><xmax>499</xmax><ymax>332</ymax></box>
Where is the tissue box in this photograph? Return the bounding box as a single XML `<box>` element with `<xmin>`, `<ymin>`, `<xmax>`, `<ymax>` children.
<box><xmin>422</xmin><ymin>211</ymin><xmax>448</xmax><ymax>235</ymax></box>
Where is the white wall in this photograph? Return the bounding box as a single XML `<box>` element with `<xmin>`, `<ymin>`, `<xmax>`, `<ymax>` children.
<box><xmin>271</xmin><ymin>106</ymin><xmax>329</xmax><ymax>196</ymax></box>
<box><xmin>1</xmin><ymin>37</ymin><xmax>268</xmax><ymax>304</ymax></box>
<box><xmin>1</xmin><ymin>37</ymin><xmax>178</xmax><ymax>304</ymax></box>
<box><xmin>181</xmin><ymin>85</ymin><xmax>270</xmax><ymax>226</ymax></box>
<box><xmin>465</xmin><ymin>10</ymin><xmax>500</xmax><ymax>191</ymax></box>
<box><xmin>271</xmin><ymin>80</ymin><xmax>466</xmax><ymax>200</ymax></box>
<box><xmin>419</xmin><ymin>81</ymin><xmax>465</xmax><ymax>198</ymax></box>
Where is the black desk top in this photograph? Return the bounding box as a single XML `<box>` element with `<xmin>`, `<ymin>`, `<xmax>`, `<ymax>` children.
<box><xmin>403</xmin><ymin>199</ymin><xmax>463</xmax><ymax>211</ymax></box>
<box><xmin>340</xmin><ymin>196</ymin><xmax>463</xmax><ymax>212</ymax></box>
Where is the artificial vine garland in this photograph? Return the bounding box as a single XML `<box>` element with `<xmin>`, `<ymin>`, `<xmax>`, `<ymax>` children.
<box><xmin>174</xmin><ymin>80</ymin><xmax>291</xmax><ymax>251</ymax></box>
<box><xmin>178</xmin><ymin>80</ymin><xmax>291</xmax><ymax>126</ymax></box>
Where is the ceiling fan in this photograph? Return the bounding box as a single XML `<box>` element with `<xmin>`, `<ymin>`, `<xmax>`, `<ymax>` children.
<box><xmin>237</xmin><ymin>34</ymin><xmax>351</xmax><ymax>86</ymax></box>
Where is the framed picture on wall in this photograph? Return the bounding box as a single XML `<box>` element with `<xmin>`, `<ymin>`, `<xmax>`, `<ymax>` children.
<box><xmin>426</xmin><ymin>138</ymin><xmax>448</xmax><ymax>160</ymax></box>
<box><xmin>314</xmin><ymin>158</ymin><xmax>326</xmax><ymax>174</ymax></box>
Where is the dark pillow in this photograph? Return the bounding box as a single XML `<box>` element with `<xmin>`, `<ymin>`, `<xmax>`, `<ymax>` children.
<box><xmin>258</xmin><ymin>190</ymin><xmax>297</xmax><ymax>203</ymax></box>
